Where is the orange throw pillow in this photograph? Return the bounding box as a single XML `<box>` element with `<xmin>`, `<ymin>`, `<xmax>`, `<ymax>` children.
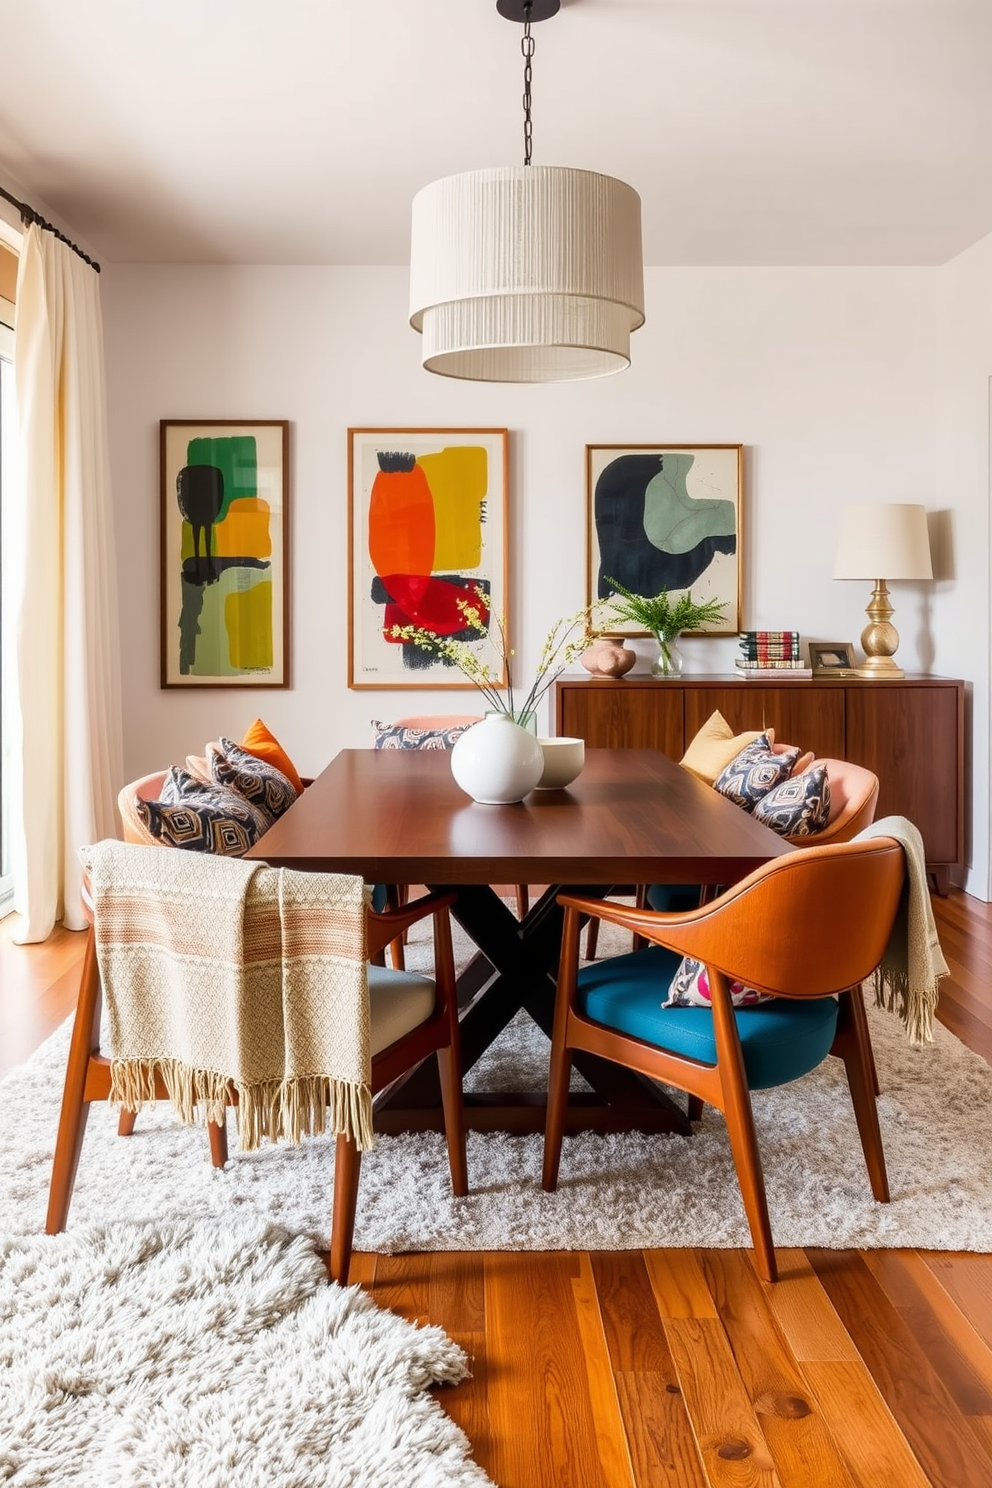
<box><xmin>240</xmin><ymin>718</ymin><xmax>304</xmax><ymax>794</ymax></box>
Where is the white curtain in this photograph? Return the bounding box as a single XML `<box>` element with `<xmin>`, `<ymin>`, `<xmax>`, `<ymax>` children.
<box><xmin>11</xmin><ymin>223</ymin><xmax>123</xmax><ymax>940</ymax></box>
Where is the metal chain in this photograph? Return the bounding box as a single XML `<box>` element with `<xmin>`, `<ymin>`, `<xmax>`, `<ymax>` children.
<box><xmin>521</xmin><ymin>1</ymin><xmax>535</xmax><ymax>165</ymax></box>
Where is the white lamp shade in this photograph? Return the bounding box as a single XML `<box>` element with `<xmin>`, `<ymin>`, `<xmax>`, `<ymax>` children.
<box><xmin>833</xmin><ymin>503</ymin><xmax>933</xmax><ymax>581</ymax></box>
<box><xmin>409</xmin><ymin>166</ymin><xmax>645</xmax><ymax>383</ymax></box>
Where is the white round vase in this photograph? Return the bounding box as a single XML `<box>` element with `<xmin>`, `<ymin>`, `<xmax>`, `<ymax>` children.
<box><xmin>449</xmin><ymin>713</ymin><xmax>544</xmax><ymax>805</ymax></box>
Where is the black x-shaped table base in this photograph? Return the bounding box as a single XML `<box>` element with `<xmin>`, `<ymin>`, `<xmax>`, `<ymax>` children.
<box><xmin>373</xmin><ymin>883</ymin><xmax>691</xmax><ymax>1137</ymax></box>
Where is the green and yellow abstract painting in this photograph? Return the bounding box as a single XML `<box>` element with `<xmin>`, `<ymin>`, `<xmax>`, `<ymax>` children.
<box><xmin>161</xmin><ymin>422</ymin><xmax>287</xmax><ymax>687</ymax></box>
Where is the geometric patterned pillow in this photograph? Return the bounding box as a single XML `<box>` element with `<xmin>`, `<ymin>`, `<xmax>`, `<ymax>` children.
<box><xmin>752</xmin><ymin>763</ymin><xmax>831</xmax><ymax>837</ymax></box>
<box><xmin>663</xmin><ymin>955</ymin><xmax>774</xmax><ymax>1008</ymax></box>
<box><xmin>372</xmin><ymin>719</ymin><xmax>474</xmax><ymax>751</ymax></box>
<box><xmin>136</xmin><ymin>767</ymin><xmax>270</xmax><ymax>856</ymax></box>
<box><xmin>208</xmin><ymin>737</ymin><xmax>298</xmax><ymax>821</ymax></box>
<box><xmin>714</xmin><ymin>733</ymin><xmax>800</xmax><ymax>812</ymax></box>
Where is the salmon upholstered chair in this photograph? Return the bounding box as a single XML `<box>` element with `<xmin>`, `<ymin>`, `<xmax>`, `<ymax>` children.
<box><xmin>543</xmin><ymin>836</ymin><xmax>905</xmax><ymax>1282</ymax></box>
<box><xmin>786</xmin><ymin>759</ymin><xmax>879</xmax><ymax>846</ymax></box>
<box><xmin>48</xmin><ymin>856</ymin><xmax>467</xmax><ymax>1286</ymax></box>
<box><xmin>117</xmin><ymin>771</ymin><xmax>169</xmax><ymax>844</ymax></box>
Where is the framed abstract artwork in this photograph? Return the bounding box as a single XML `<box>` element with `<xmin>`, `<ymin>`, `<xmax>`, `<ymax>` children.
<box><xmin>348</xmin><ymin>427</ymin><xmax>508</xmax><ymax>689</ymax></box>
<box><xmin>586</xmin><ymin>444</ymin><xmax>743</xmax><ymax>636</ymax></box>
<box><xmin>160</xmin><ymin>421</ymin><xmax>289</xmax><ymax>688</ymax></box>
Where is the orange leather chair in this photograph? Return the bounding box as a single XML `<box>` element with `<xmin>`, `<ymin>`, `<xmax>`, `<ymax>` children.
<box><xmin>543</xmin><ymin>836</ymin><xmax>905</xmax><ymax>1282</ymax></box>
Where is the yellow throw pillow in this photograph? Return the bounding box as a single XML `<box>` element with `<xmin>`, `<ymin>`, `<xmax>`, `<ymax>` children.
<box><xmin>680</xmin><ymin>710</ymin><xmax>769</xmax><ymax>784</ymax></box>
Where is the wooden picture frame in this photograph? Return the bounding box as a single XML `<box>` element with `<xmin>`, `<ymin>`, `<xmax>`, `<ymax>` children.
<box><xmin>348</xmin><ymin>427</ymin><xmax>509</xmax><ymax>690</ymax></box>
<box><xmin>809</xmin><ymin>642</ymin><xmax>857</xmax><ymax>677</ymax></box>
<box><xmin>585</xmin><ymin>444</ymin><xmax>743</xmax><ymax>636</ymax></box>
<box><xmin>160</xmin><ymin>420</ymin><xmax>289</xmax><ymax>688</ymax></box>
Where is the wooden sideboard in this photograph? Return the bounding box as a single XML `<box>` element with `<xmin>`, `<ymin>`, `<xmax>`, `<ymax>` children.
<box><xmin>555</xmin><ymin>674</ymin><xmax>965</xmax><ymax>890</ymax></box>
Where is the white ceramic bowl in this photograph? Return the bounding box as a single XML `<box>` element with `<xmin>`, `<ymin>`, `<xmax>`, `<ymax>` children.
<box><xmin>535</xmin><ymin>737</ymin><xmax>585</xmax><ymax>790</ymax></box>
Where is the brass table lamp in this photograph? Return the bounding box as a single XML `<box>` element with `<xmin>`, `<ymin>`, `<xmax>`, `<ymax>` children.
<box><xmin>833</xmin><ymin>504</ymin><xmax>933</xmax><ymax>679</ymax></box>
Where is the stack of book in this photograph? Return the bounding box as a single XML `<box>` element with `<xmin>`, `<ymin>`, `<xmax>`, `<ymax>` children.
<box><xmin>736</xmin><ymin>631</ymin><xmax>812</xmax><ymax>679</ymax></box>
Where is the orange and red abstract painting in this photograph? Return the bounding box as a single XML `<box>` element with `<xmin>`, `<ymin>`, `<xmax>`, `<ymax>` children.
<box><xmin>349</xmin><ymin>428</ymin><xmax>508</xmax><ymax>688</ymax></box>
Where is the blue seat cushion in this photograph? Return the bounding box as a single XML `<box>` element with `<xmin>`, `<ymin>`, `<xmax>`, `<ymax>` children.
<box><xmin>577</xmin><ymin>946</ymin><xmax>839</xmax><ymax>1090</ymax></box>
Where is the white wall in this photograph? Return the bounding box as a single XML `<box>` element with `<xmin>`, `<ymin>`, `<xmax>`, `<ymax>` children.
<box><xmin>935</xmin><ymin>230</ymin><xmax>992</xmax><ymax>898</ymax></box>
<box><xmin>101</xmin><ymin>263</ymin><xmax>964</xmax><ymax>853</ymax></box>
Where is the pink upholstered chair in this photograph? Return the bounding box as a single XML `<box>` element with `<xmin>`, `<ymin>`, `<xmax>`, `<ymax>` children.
<box><xmin>788</xmin><ymin>759</ymin><xmax>879</xmax><ymax>846</ymax></box>
<box><xmin>117</xmin><ymin>771</ymin><xmax>169</xmax><ymax>845</ymax></box>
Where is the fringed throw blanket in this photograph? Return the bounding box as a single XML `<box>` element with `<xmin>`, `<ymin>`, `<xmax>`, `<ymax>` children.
<box><xmin>80</xmin><ymin>841</ymin><xmax>375</xmax><ymax>1151</ymax></box>
<box><xmin>855</xmin><ymin>815</ymin><xmax>949</xmax><ymax>1044</ymax></box>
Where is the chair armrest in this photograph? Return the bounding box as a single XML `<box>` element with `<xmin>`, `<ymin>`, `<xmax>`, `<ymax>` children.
<box><xmin>367</xmin><ymin>890</ymin><xmax>456</xmax><ymax>962</ymax></box>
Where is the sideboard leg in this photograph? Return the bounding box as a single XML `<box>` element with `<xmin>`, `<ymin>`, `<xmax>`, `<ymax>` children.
<box><xmin>928</xmin><ymin>865</ymin><xmax>951</xmax><ymax>897</ymax></box>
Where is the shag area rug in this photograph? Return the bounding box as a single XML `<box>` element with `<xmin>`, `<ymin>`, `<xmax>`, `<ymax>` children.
<box><xmin>0</xmin><ymin>1220</ymin><xmax>492</xmax><ymax>1487</ymax></box>
<box><xmin>2</xmin><ymin>919</ymin><xmax>990</xmax><ymax>1254</ymax></box>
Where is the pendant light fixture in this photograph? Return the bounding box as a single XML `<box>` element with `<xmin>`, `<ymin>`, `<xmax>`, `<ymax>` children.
<box><xmin>409</xmin><ymin>0</ymin><xmax>645</xmax><ymax>383</ymax></box>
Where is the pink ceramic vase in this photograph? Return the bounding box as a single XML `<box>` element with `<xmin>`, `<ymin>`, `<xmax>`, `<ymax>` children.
<box><xmin>580</xmin><ymin>637</ymin><xmax>637</xmax><ymax>679</ymax></box>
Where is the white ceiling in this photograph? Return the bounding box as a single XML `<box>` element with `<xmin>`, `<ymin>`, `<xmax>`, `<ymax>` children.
<box><xmin>1</xmin><ymin>0</ymin><xmax>990</xmax><ymax>268</ymax></box>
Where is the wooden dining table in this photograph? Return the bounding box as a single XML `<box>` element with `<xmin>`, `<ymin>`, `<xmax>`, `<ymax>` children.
<box><xmin>249</xmin><ymin>747</ymin><xmax>793</xmax><ymax>1137</ymax></box>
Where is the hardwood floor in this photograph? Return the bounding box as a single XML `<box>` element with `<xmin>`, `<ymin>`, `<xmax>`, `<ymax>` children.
<box><xmin>3</xmin><ymin>892</ymin><xmax>992</xmax><ymax>1487</ymax></box>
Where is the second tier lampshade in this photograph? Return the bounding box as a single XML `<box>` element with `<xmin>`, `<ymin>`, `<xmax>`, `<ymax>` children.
<box><xmin>833</xmin><ymin>503</ymin><xmax>933</xmax><ymax>678</ymax></box>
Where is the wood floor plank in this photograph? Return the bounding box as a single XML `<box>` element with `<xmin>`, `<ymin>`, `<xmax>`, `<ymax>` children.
<box><xmin>644</xmin><ymin>1249</ymin><xmax>720</xmax><ymax>1320</ymax></box>
<box><xmin>664</xmin><ymin>1316</ymin><xmax>782</xmax><ymax>1487</ymax></box>
<box><xmin>863</xmin><ymin>1250</ymin><xmax>992</xmax><ymax>1414</ymax></box>
<box><xmin>801</xmin><ymin>1360</ymin><xmax>933</xmax><ymax>1488</ymax></box>
<box><xmin>484</xmin><ymin>1251</ymin><xmax>611</xmax><ymax>1488</ymax></box>
<box><xmin>746</xmin><ymin>1249</ymin><xmax>859</xmax><ymax>1363</ymax></box>
<box><xmin>614</xmin><ymin>1374</ymin><xmax>709</xmax><ymax>1488</ymax></box>
<box><xmin>426</xmin><ymin>1253</ymin><xmax>490</xmax><ymax>1468</ymax></box>
<box><xmin>808</xmin><ymin>1248</ymin><xmax>992</xmax><ymax>1488</ymax></box>
<box><xmin>591</xmin><ymin>1252</ymin><xmax>708</xmax><ymax>1487</ymax></box>
<box><xmin>921</xmin><ymin>1254</ymin><xmax>992</xmax><ymax>1353</ymax></box>
<box><xmin>701</xmin><ymin>1251</ymin><xmax>858</xmax><ymax>1488</ymax></box>
<box><xmin>571</xmin><ymin>1256</ymin><xmax>638</xmax><ymax>1488</ymax></box>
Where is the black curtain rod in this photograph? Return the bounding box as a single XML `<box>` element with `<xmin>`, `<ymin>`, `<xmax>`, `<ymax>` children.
<box><xmin>0</xmin><ymin>184</ymin><xmax>100</xmax><ymax>272</ymax></box>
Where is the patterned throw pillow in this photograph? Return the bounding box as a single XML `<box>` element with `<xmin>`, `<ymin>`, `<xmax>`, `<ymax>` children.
<box><xmin>663</xmin><ymin>956</ymin><xmax>773</xmax><ymax>1008</ymax></box>
<box><xmin>714</xmin><ymin>733</ymin><xmax>800</xmax><ymax>812</ymax></box>
<box><xmin>136</xmin><ymin>767</ymin><xmax>270</xmax><ymax>856</ymax></box>
<box><xmin>753</xmin><ymin>763</ymin><xmax>831</xmax><ymax>837</ymax></box>
<box><xmin>372</xmin><ymin>719</ymin><xmax>475</xmax><ymax>751</ymax></box>
<box><xmin>208</xmin><ymin>738</ymin><xmax>298</xmax><ymax>821</ymax></box>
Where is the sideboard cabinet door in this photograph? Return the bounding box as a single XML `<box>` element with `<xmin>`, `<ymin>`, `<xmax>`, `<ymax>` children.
<box><xmin>844</xmin><ymin>683</ymin><xmax>963</xmax><ymax>871</ymax></box>
<box><xmin>557</xmin><ymin>679</ymin><xmax>684</xmax><ymax>756</ymax></box>
<box><xmin>683</xmin><ymin>687</ymin><xmax>846</xmax><ymax>761</ymax></box>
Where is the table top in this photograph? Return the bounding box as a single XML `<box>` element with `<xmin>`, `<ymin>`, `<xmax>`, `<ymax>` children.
<box><xmin>249</xmin><ymin>748</ymin><xmax>793</xmax><ymax>885</ymax></box>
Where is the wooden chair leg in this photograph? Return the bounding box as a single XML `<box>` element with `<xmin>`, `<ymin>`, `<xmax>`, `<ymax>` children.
<box><xmin>208</xmin><ymin>1117</ymin><xmax>229</xmax><ymax>1168</ymax></box>
<box><xmin>687</xmin><ymin>1094</ymin><xmax>704</xmax><ymax>1121</ymax></box>
<box><xmin>711</xmin><ymin>981</ymin><xmax>777</xmax><ymax>1282</ymax></box>
<box><xmin>329</xmin><ymin>1132</ymin><xmax>362</xmax><ymax>1285</ymax></box>
<box><xmin>380</xmin><ymin>884</ymin><xmax>407</xmax><ymax>970</ymax></box>
<box><xmin>632</xmin><ymin>884</ymin><xmax>649</xmax><ymax>953</ymax></box>
<box><xmin>543</xmin><ymin>907</ymin><xmax>580</xmax><ymax>1192</ymax></box>
<box><xmin>437</xmin><ymin>1046</ymin><xmax>468</xmax><ymax>1197</ymax></box>
<box><xmin>834</xmin><ymin>987</ymin><xmax>890</xmax><ymax>1202</ymax></box>
<box><xmin>432</xmin><ymin>904</ymin><xmax>467</xmax><ymax>1196</ymax></box>
<box><xmin>515</xmin><ymin>884</ymin><xmax>529</xmax><ymax>919</ymax></box>
<box><xmin>47</xmin><ymin>928</ymin><xmax>102</xmax><ymax>1234</ymax></box>
<box><xmin>118</xmin><ymin>1109</ymin><xmax>136</xmax><ymax>1137</ymax></box>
